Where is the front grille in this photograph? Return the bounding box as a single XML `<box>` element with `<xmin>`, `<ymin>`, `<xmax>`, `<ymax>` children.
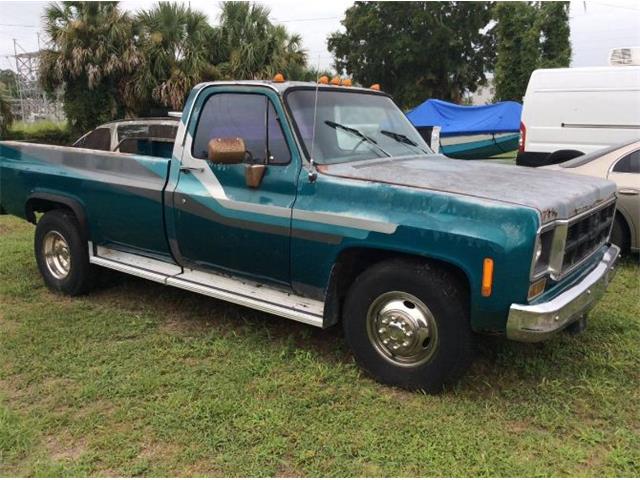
<box><xmin>562</xmin><ymin>203</ymin><xmax>615</xmax><ymax>273</ymax></box>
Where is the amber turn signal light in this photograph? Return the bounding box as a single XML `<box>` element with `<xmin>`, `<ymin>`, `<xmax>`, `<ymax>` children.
<box><xmin>481</xmin><ymin>258</ymin><xmax>494</xmax><ymax>297</ymax></box>
<box><xmin>528</xmin><ymin>278</ymin><xmax>546</xmax><ymax>300</ymax></box>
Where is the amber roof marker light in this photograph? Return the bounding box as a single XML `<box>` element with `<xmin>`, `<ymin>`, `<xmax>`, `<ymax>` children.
<box><xmin>330</xmin><ymin>76</ymin><xmax>342</xmax><ymax>85</ymax></box>
<box><xmin>273</xmin><ymin>73</ymin><xmax>285</xmax><ymax>83</ymax></box>
<box><xmin>318</xmin><ymin>75</ymin><xmax>329</xmax><ymax>85</ymax></box>
<box><xmin>370</xmin><ymin>83</ymin><xmax>381</xmax><ymax>91</ymax></box>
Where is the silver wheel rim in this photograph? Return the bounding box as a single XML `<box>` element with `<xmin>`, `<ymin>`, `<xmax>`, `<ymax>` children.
<box><xmin>366</xmin><ymin>291</ymin><xmax>438</xmax><ymax>367</ymax></box>
<box><xmin>43</xmin><ymin>230</ymin><xmax>71</xmax><ymax>280</ymax></box>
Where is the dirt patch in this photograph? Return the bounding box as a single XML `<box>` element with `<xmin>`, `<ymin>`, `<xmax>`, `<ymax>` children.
<box><xmin>275</xmin><ymin>454</ymin><xmax>303</xmax><ymax>477</ymax></box>
<box><xmin>44</xmin><ymin>434</ymin><xmax>87</xmax><ymax>462</ymax></box>
<box><xmin>175</xmin><ymin>458</ymin><xmax>225</xmax><ymax>477</ymax></box>
<box><xmin>137</xmin><ymin>441</ymin><xmax>180</xmax><ymax>461</ymax></box>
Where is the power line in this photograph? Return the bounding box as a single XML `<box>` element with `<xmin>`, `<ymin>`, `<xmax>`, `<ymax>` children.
<box><xmin>590</xmin><ymin>1</ymin><xmax>640</xmax><ymax>12</ymax></box>
<box><xmin>0</xmin><ymin>23</ymin><xmax>39</xmax><ymax>28</ymax></box>
<box><xmin>272</xmin><ymin>16</ymin><xmax>339</xmax><ymax>23</ymax></box>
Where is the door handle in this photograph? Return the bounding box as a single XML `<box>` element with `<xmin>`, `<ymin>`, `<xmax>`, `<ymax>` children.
<box><xmin>619</xmin><ymin>188</ymin><xmax>639</xmax><ymax>196</ymax></box>
<box><xmin>180</xmin><ymin>166</ymin><xmax>204</xmax><ymax>173</ymax></box>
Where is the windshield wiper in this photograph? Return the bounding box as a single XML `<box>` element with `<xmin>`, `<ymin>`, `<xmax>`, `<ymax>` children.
<box><xmin>380</xmin><ymin>130</ymin><xmax>430</xmax><ymax>154</ymax></box>
<box><xmin>325</xmin><ymin>120</ymin><xmax>391</xmax><ymax>157</ymax></box>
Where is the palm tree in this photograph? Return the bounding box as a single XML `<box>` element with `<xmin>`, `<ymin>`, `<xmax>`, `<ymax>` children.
<box><xmin>133</xmin><ymin>2</ymin><xmax>217</xmax><ymax>112</ymax></box>
<box><xmin>40</xmin><ymin>1</ymin><xmax>140</xmax><ymax>133</ymax></box>
<box><xmin>215</xmin><ymin>2</ymin><xmax>307</xmax><ymax>80</ymax></box>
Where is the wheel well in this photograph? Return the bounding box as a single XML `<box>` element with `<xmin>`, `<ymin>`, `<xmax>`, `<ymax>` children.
<box><xmin>25</xmin><ymin>195</ymin><xmax>88</xmax><ymax>239</ymax></box>
<box><xmin>26</xmin><ymin>198</ymin><xmax>71</xmax><ymax>224</ymax></box>
<box><xmin>323</xmin><ymin>247</ymin><xmax>470</xmax><ymax>327</ymax></box>
<box><xmin>613</xmin><ymin>211</ymin><xmax>632</xmax><ymax>251</ymax></box>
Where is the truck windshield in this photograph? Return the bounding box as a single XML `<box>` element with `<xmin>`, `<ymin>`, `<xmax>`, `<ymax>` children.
<box><xmin>286</xmin><ymin>89</ymin><xmax>432</xmax><ymax>164</ymax></box>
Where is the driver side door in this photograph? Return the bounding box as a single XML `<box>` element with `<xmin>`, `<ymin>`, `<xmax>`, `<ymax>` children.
<box><xmin>171</xmin><ymin>87</ymin><xmax>300</xmax><ymax>285</ymax></box>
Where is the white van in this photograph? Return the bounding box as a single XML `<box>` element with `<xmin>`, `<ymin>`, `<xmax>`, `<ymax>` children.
<box><xmin>517</xmin><ymin>61</ymin><xmax>640</xmax><ymax>167</ymax></box>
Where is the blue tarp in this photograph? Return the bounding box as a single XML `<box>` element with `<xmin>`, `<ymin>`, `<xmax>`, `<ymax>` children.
<box><xmin>406</xmin><ymin>99</ymin><xmax>522</xmax><ymax>135</ymax></box>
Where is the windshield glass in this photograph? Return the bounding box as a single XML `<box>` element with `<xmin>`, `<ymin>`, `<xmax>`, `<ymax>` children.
<box><xmin>286</xmin><ymin>89</ymin><xmax>432</xmax><ymax>164</ymax></box>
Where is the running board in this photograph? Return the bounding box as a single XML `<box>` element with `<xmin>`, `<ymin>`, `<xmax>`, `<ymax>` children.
<box><xmin>88</xmin><ymin>243</ymin><xmax>325</xmax><ymax>328</ymax></box>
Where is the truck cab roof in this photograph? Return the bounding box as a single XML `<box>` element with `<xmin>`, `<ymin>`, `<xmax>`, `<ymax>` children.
<box><xmin>192</xmin><ymin>80</ymin><xmax>383</xmax><ymax>95</ymax></box>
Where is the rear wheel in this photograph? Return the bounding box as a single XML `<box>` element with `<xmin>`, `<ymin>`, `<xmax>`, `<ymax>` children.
<box><xmin>35</xmin><ymin>210</ymin><xmax>96</xmax><ymax>296</ymax></box>
<box><xmin>343</xmin><ymin>258</ymin><xmax>473</xmax><ymax>392</ymax></box>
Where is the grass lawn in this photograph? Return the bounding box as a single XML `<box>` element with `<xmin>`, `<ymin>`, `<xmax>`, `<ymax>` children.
<box><xmin>0</xmin><ymin>214</ymin><xmax>638</xmax><ymax>476</ymax></box>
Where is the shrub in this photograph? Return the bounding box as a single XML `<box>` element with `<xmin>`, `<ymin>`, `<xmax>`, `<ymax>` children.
<box><xmin>4</xmin><ymin>121</ymin><xmax>72</xmax><ymax>146</ymax></box>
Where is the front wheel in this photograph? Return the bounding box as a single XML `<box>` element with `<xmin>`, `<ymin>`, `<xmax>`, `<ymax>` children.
<box><xmin>343</xmin><ymin>258</ymin><xmax>473</xmax><ymax>392</ymax></box>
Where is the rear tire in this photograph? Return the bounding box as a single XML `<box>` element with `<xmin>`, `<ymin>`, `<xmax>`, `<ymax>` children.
<box><xmin>343</xmin><ymin>258</ymin><xmax>473</xmax><ymax>393</ymax></box>
<box><xmin>35</xmin><ymin>210</ymin><xmax>96</xmax><ymax>296</ymax></box>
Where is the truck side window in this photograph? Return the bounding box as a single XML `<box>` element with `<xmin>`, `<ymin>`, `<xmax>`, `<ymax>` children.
<box><xmin>76</xmin><ymin>128</ymin><xmax>111</xmax><ymax>151</ymax></box>
<box><xmin>613</xmin><ymin>150</ymin><xmax>640</xmax><ymax>174</ymax></box>
<box><xmin>192</xmin><ymin>93</ymin><xmax>290</xmax><ymax>165</ymax></box>
<box><xmin>267</xmin><ymin>102</ymin><xmax>291</xmax><ymax>164</ymax></box>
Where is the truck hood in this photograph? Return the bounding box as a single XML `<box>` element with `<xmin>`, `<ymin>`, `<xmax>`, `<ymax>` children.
<box><xmin>322</xmin><ymin>155</ymin><xmax>617</xmax><ymax>222</ymax></box>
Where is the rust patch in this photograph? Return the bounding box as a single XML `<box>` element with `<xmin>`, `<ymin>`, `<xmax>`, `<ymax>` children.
<box><xmin>540</xmin><ymin>208</ymin><xmax>559</xmax><ymax>223</ymax></box>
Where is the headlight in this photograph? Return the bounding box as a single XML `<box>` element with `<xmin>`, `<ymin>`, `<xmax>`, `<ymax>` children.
<box><xmin>531</xmin><ymin>228</ymin><xmax>554</xmax><ymax>277</ymax></box>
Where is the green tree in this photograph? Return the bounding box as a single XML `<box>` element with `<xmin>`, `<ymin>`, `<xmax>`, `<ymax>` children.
<box><xmin>328</xmin><ymin>1</ymin><xmax>495</xmax><ymax>108</ymax></box>
<box><xmin>493</xmin><ymin>1</ymin><xmax>571</xmax><ymax>101</ymax></box>
<box><xmin>40</xmin><ymin>1</ymin><xmax>141</xmax><ymax>135</ymax></box>
<box><xmin>0</xmin><ymin>82</ymin><xmax>14</xmax><ymax>138</ymax></box>
<box><xmin>536</xmin><ymin>1</ymin><xmax>571</xmax><ymax>68</ymax></box>
<box><xmin>0</xmin><ymin>70</ymin><xmax>19</xmax><ymax>98</ymax></box>
<box><xmin>131</xmin><ymin>2</ymin><xmax>217</xmax><ymax>113</ymax></box>
<box><xmin>215</xmin><ymin>2</ymin><xmax>307</xmax><ymax>80</ymax></box>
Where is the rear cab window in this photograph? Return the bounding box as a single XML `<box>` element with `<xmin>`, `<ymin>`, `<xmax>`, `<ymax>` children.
<box><xmin>116</xmin><ymin>123</ymin><xmax>177</xmax><ymax>159</ymax></box>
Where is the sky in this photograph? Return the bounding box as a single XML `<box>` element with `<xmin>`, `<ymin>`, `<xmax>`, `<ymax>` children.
<box><xmin>1</xmin><ymin>0</ymin><xmax>640</xmax><ymax>74</ymax></box>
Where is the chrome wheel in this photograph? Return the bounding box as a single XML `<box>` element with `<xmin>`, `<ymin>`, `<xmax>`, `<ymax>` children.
<box><xmin>43</xmin><ymin>230</ymin><xmax>71</xmax><ymax>280</ymax></box>
<box><xmin>366</xmin><ymin>291</ymin><xmax>438</xmax><ymax>367</ymax></box>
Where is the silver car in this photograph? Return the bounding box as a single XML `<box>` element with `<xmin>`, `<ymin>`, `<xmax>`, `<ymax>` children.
<box><xmin>544</xmin><ymin>140</ymin><xmax>640</xmax><ymax>253</ymax></box>
<box><xmin>72</xmin><ymin>118</ymin><xmax>179</xmax><ymax>158</ymax></box>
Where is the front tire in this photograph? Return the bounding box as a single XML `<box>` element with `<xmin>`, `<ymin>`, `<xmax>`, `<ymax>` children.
<box><xmin>35</xmin><ymin>210</ymin><xmax>96</xmax><ymax>296</ymax></box>
<box><xmin>343</xmin><ymin>258</ymin><xmax>473</xmax><ymax>392</ymax></box>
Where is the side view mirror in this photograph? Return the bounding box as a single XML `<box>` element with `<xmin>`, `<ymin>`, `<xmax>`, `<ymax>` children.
<box><xmin>208</xmin><ymin>137</ymin><xmax>246</xmax><ymax>164</ymax></box>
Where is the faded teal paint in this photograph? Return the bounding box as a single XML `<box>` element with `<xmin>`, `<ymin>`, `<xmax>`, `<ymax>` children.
<box><xmin>0</xmin><ymin>143</ymin><xmax>173</xmax><ymax>259</ymax></box>
<box><xmin>291</xmin><ymin>168</ymin><xmax>540</xmax><ymax>331</ymax></box>
<box><xmin>2</xmin><ymin>82</ymin><xmax>612</xmax><ymax>336</ymax></box>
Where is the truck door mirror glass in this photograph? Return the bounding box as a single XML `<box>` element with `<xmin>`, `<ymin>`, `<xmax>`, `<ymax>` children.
<box><xmin>208</xmin><ymin>137</ymin><xmax>246</xmax><ymax>164</ymax></box>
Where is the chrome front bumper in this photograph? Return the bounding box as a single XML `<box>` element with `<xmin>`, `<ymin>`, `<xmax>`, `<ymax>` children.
<box><xmin>507</xmin><ymin>244</ymin><xmax>620</xmax><ymax>342</ymax></box>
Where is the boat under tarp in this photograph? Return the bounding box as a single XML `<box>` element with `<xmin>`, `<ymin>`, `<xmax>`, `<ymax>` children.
<box><xmin>406</xmin><ymin>99</ymin><xmax>522</xmax><ymax>159</ymax></box>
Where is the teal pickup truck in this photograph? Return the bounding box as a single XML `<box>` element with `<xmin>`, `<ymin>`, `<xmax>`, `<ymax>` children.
<box><xmin>0</xmin><ymin>80</ymin><xmax>620</xmax><ymax>392</ymax></box>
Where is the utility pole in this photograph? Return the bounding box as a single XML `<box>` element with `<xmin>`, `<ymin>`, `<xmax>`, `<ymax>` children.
<box><xmin>13</xmin><ymin>38</ymin><xmax>25</xmax><ymax>122</ymax></box>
